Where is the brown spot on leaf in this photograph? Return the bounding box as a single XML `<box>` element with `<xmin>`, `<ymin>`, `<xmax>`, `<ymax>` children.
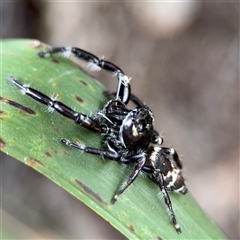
<box><xmin>75</xmin><ymin>96</ymin><xmax>84</xmax><ymax>103</ymax></box>
<box><xmin>52</xmin><ymin>58</ymin><xmax>59</xmax><ymax>63</ymax></box>
<box><xmin>52</xmin><ymin>126</ymin><xmax>61</xmax><ymax>133</ymax></box>
<box><xmin>27</xmin><ymin>157</ymin><xmax>44</xmax><ymax>167</ymax></box>
<box><xmin>0</xmin><ymin>96</ymin><xmax>36</xmax><ymax>115</ymax></box>
<box><xmin>75</xmin><ymin>179</ymin><xmax>108</xmax><ymax>205</ymax></box>
<box><xmin>129</xmin><ymin>225</ymin><xmax>135</xmax><ymax>232</ymax></box>
<box><xmin>63</xmin><ymin>151</ymin><xmax>69</xmax><ymax>155</ymax></box>
<box><xmin>50</xmin><ymin>148</ymin><xmax>59</xmax><ymax>154</ymax></box>
<box><xmin>45</xmin><ymin>151</ymin><xmax>52</xmax><ymax>157</ymax></box>
<box><xmin>0</xmin><ymin>138</ymin><xmax>6</xmax><ymax>149</ymax></box>
<box><xmin>79</xmin><ymin>80</ymin><xmax>88</xmax><ymax>86</ymax></box>
<box><xmin>157</xmin><ymin>236</ymin><xmax>163</xmax><ymax>240</ymax></box>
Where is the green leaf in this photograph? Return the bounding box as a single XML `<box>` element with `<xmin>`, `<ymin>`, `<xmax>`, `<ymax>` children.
<box><xmin>1</xmin><ymin>39</ymin><xmax>227</xmax><ymax>239</ymax></box>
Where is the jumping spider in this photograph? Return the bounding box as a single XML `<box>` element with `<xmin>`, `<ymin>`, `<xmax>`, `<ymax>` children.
<box><xmin>9</xmin><ymin>46</ymin><xmax>187</xmax><ymax>233</ymax></box>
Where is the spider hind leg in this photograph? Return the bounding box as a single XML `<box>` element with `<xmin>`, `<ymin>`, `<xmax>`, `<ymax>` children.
<box><xmin>154</xmin><ymin>171</ymin><xmax>182</xmax><ymax>234</ymax></box>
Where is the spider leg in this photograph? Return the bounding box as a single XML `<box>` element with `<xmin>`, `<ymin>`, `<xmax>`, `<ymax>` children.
<box><xmin>60</xmin><ymin>138</ymin><xmax>121</xmax><ymax>160</ymax></box>
<box><xmin>38</xmin><ymin>47</ymin><xmax>131</xmax><ymax>104</ymax></box>
<box><xmin>9</xmin><ymin>76</ymin><xmax>102</xmax><ymax>132</ymax></box>
<box><xmin>111</xmin><ymin>153</ymin><xmax>147</xmax><ymax>204</ymax></box>
<box><xmin>154</xmin><ymin>170</ymin><xmax>181</xmax><ymax>234</ymax></box>
<box><xmin>62</xmin><ymin>137</ymin><xmax>148</xmax><ymax>204</ymax></box>
<box><xmin>61</xmin><ymin>138</ymin><xmax>138</xmax><ymax>165</ymax></box>
<box><xmin>104</xmin><ymin>91</ymin><xmax>144</xmax><ymax>107</ymax></box>
<box><xmin>129</xmin><ymin>93</ymin><xmax>146</xmax><ymax>107</ymax></box>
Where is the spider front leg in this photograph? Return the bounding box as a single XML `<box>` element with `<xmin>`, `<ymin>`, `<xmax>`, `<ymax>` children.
<box><xmin>9</xmin><ymin>76</ymin><xmax>102</xmax><ymax>132</ymax></box>
<box><xmin>60</xmin><ymin>138</ymin><xmax>121</xmax><ymax>160</ymax></box>
<box><xmin>111</xmin><ymin>153</ymin><xmax>147</xmax><ymax>204</ymax></box>
<box><xmin>61</xmin><ymin>138</ymin><xmax>147</xmax><ymax>203</ymax></box>
<box><xmin>38</xmin><ymin>47</ymin><xmax>131</xmax><ymax>104</ymax></box>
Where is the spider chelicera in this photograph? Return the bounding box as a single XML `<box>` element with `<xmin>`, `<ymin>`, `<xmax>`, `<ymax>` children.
<box><xmin>9</xmin><ymin>46</ymin><xmax>187</xmax><ymax>233</ymax></box>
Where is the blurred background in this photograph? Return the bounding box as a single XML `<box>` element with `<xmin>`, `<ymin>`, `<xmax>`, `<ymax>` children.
<box><xmin>1</xmin><ymin>1</ymin><xmax>239</xmax><ymax>239</ymax></box>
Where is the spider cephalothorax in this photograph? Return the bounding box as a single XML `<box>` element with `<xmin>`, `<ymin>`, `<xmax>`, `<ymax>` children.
<box><xmin>9</xmin><ymin>46</ymin><xmax>187</xmax><ymax>233</ymax></box>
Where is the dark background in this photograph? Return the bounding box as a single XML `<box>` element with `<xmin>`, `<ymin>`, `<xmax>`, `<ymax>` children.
<box><xmin>1</xmin><ymin>1</ymin><xmax>239</xmax><ymax>239</ymax></box>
